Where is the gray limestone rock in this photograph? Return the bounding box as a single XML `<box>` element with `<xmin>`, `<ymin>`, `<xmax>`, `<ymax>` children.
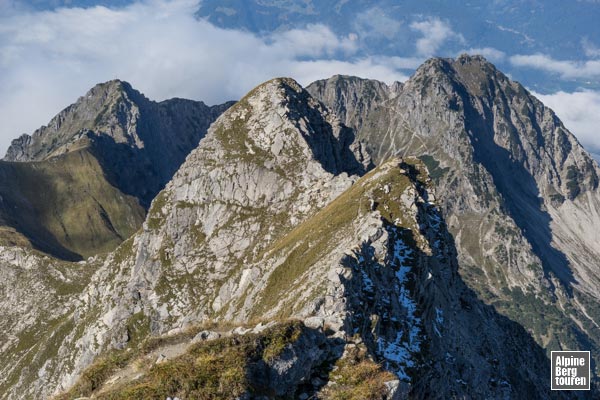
<box><xmin>2</xmin><ymin>57</ymin><xmax>598</xmax><ymax>399</ymax></box>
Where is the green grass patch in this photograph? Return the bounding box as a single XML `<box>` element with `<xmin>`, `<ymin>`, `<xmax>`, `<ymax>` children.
<box><xmin>0</xmin><ymin>149</ymin><xmax>145</xmax><ymax>259</ymax></box>
<box><xmin>321</xmin><ymin>344</ymin><xmax>397</xmax><ymax>400</ymax></box>
<box><xmin>147</xmin><ymin>191</ymin><xmax>168</xmax><ymax>231</ymax></box>
<box><xmin>255</xmin><ymin>161</ymin><xmax>411</xmax><ymax>317</ymax></box>
<box><xmin>418</xmin><ymin>154</ymin><xmax>449</xmax><ymax>182</ymax></box>
<box><xmin>65</xmin><ymin>321</ymin><xmax>306</xmax><ymax>400</ymax></box>
<box><xmin>112</xmin><ymin>236</ymin><xmax>135</xmax><ymax>265</ymax></box>
<box><xmin>55</xmin><ymin>349</ymin><xmax>136</xmax><ymax>400</ymax></box>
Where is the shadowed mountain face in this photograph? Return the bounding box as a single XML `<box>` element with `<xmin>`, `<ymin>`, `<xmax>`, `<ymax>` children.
<box><xmin>308</xmin><ymin>54</ymin><xmax>600</xmax><ymax>377</ymax></box>
<box><xmin>0</xmin><ymin>80</ymin><xmax>233</xmax><ymax>259</ymax></box>
<box><xmin>2</xmin><ymin>57</ymin><xmax>600</xmax><ymax>399</ymax></box>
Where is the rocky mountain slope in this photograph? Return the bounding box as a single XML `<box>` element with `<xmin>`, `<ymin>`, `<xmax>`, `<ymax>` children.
<box><xmin>0</xmin><ymin>81</ymin><xmax>232</xmax><ymax>259</ymax></box>
<box><xmin>1</xmin><ymin>56</ymin><xmax>599</xmax><ymax>399</ymax></box>
<box><xmin>308</xmin><ymin>54</ymin><xmax>600</xmax><ymax>378</ymax></box>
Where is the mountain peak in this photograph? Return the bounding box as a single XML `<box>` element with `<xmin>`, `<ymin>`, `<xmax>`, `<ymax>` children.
<box><xmin>454</xmin><ymin>53</ymin><xmax>493</xmax><ymax>65</ymax></box>
<box><xmin>410</xmin><ymin>55</ymin><xmax>508</xmax><ymax>95</ymax></box>
<box><xmin>243</xmin><ymin>77</ymin><xmax>302</xmax><ymax>97</ymax></box>
<box><xmin>202</xmin><ymin>76</ymin><xmax>369</xmax><ymax>178</ymax></box>
<box><xmin>308</xmin><ymin>59</ymin><xmax>600</xmax><ymax>387</ymax></box>
<box><xmin>89</xmin><ymin>78</ymin><xmax>128</xmax><ymax>91</ymax></box>
<box><xmin>242</xmin><ymin>76</ymin><xmax>309</xmax><ymax>108</ymax></box>
<box><xmin>419</xmin><ymin>54</ymin><xmax>496</xmax><ymax>70</ymax></box>
<box><xmin>3</xmin><ymin>79</ymin><xmax>149</xmax><ymax>162</ymax></box>
<box><xmin>84</xmin><ymin>79</ymin><xmax>141</xmax><ymax>101</ymax></box>
<box><xmin>0</xmin><ymin>80</ymin><xmax>233</xmax><ymax>259</ymax></box>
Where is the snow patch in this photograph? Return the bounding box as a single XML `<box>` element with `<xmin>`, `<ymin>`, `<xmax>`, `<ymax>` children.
<box><xmin>393</xmin><ymin>235</ymin><xmax>412</xmax><ymax>282</ymax></box>
<box><xmin>378</xmin><ymin>234</ymin><xmax>422</xmax><ymax>381</ymax></box>
<box><xmin>377</xmin><ymin>333</ymin><xmax>414</xmax><ymax>381</ymax></box>
<box><xmin>360</xmin><ymin>269</ymin><xmax>374</xmax><ymax>293</ymax></box>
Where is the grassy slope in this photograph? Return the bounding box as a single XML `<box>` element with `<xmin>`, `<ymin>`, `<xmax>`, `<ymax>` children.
<box><xmin>56</xmin><ymin>321</ymin><xmax>302</xmax><ymax>399</ymax></box>
<box><xmin>55</xmin><ymin>320</ymin><xmax>395</xmax><ymax>400</ymax></box>
<box><xmin>0</xmin><ymin>148</ymin><xmax>145</xmax><ymax>259</ymax></box>
<box><xmin>254</xmin><ymin>159</ymin><xmax>416</xmax><ymax>317</ymax></box>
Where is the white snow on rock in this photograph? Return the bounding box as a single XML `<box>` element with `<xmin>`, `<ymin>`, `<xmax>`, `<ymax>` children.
<box><xmin>378</xmin><ymin>234</ymin><xmax>422</xmax><ymax>381</ymax></box>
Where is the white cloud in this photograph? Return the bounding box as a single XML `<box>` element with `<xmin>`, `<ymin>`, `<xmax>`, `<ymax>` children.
<box><xmin>267</xmin><ymin>24</ymin><xmax>358</xmax><ymax>58</ymax></box>
<box><xmin>493</xmin><ymin>23</ymin><xmax>534</xmax><ymax>45</ymax></box>
<box><xmin>354</xmin><ymin>7</ymin><xmax>403</xmax><ymax>40</ymax></box>
<box><xmin>582</xmin><ymin>37</ymin><xmax>600</xmax><ymax>58</ymax></box>
<box><xmin>459</xmin><ymin>47</ymin><xmax>506</xmax><ymax>62</ymax></box>
<box><xmin>0</xmin><ymin>0</ymin><xmax>409</xmax><ymax>154</ymax></box>
<box><xmin>382</xmin><ymin>56</ymin><xmax>426</xmax><ymax>70</ymax></box>
<box><xmin>533</xmin><ymin>90</ymin><xmax>600</xmax><ymax>157</ymax></box>
<box><xmin>0</xmin><ymin>0</ymin><xmax>20</xmax><ymax>14</ymax></box>
<box><xmin>410</xmin><ymin>18</ymin><xmax>465</xmax><ymax>57</ymax></box>
<box><xmin>510</xmin><ymin>53</ymin><xmax>600</xmax><ymax>79</ymax></box>
<box><xmin>285</xmin><ymin>58</ymin><xmax>410</xmax><ymax>85</ymax></box>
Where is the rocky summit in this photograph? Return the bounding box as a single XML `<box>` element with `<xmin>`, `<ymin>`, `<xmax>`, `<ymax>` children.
<box><xmin>0</xmin><ymin>55</ymin><xmax>599</xmax><ymax>399</ymax></box>
<box><xmin>308</xmin><ymin>55</ymin><xmax>600</xmax><ymax>375</ymax></box>
<box><xmin>0</xmin><ymin>80</ymin><xmax>233</xmax><ymax>260</ymax></box>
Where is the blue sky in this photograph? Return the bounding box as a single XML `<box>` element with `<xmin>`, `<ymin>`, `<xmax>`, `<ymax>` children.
<box><xmin>1</xmin><ymin>0</ymin><xmax>599</xmax><ymax>158</ymax></box>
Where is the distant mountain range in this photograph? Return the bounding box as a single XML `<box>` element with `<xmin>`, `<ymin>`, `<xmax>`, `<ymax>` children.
<box><xmin>1</xmin><ymin>55</ymin><xmax>600</xmax><ymax>399</ymax></box>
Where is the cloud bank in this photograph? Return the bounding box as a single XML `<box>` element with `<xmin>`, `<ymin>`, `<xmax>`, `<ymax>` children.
<box><xmin>410</xmin><ymin>18</ymin><xmax>465</xmax><ymax>57</ymax></box>
<box><xmin>0</xmin><ymin>0</ymin><xmax>409</xmax><ymax>153</ymax></box>
<box><xmin>582</xmin><ymin>37</ymin><xmax>600</xmax><ymax>58</ymax></box>
<box><xmin>510</xmin><ymin>54</ymin><xmax>600</xmax><ymax>79</ymax></box>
